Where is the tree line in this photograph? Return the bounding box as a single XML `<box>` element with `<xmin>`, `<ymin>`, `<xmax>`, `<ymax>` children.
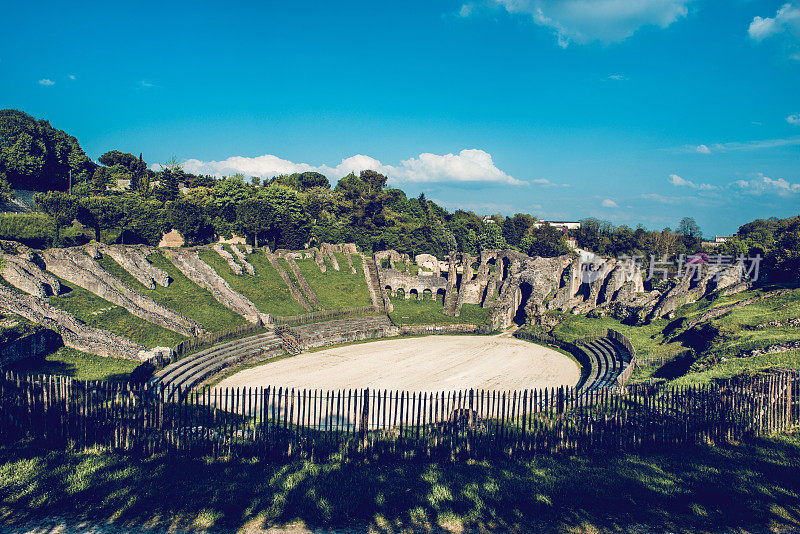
<box><xmin>1</xmin><ymin>109</ymin><xmax>797</xmax><ymax>282</ymax></box>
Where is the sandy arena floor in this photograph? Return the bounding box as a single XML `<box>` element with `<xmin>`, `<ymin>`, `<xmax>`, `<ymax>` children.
<box><xmin>216</xmin><ymin>335</ymin><xmax>581</xmax><ymax>392</ymax></box>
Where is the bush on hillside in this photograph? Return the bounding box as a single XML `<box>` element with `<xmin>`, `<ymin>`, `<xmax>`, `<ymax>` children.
<box><xmin>0</xmin><ymin>213</ymin><xmax>56</xmax><ymax>249</ymax></box>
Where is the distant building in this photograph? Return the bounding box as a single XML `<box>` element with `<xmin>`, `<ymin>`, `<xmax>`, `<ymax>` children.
<box><xmin>703</xmin><ymin>235</ymin><xmax>734</xmax><ymax>248</ymax></box>
<box><xmin>532</xmin><ymin>220</ymin><xmax>582</xmax><ymax>231</ymax></box>
<box><xmin>483</xmin><ymin>215</ymin><xmax>496</xmax><ymax>224</ymax></box>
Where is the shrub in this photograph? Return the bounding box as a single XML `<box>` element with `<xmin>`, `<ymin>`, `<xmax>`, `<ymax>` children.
<box><xmin>0</xmin><ymin>213</ymin><xmax>56</xmax><ymax>248</ymax></box>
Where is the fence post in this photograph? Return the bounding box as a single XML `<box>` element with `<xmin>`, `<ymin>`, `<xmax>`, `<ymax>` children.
<box><xmin>359</xmin><ymin>388</ymin><xmax>369</xmax><ymax>453</ymax></box>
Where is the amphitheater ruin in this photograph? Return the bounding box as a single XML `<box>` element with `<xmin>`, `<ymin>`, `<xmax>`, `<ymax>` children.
<box><xmin>0</xmin><ymin>238</ymin><xmax>750</xmax><ymax>395</ymax></box>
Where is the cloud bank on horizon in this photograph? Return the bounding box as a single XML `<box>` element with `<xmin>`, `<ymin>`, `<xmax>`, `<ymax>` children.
<box><xmin>177</xmin><ymin>149</ymin><xmax>529</xmax><ymax>186</ymax></box>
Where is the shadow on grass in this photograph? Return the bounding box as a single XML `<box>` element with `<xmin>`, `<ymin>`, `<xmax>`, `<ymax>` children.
<box><xmin>1</xmin><ymin>436</ymin><xmax>799</xmax><ymax>533</ymax></box>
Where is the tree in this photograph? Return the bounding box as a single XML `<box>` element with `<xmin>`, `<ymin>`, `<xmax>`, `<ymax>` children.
<box><xmin>0</xmin><ymin>109</ymin><xmax>94</xmax><ymax>191</ymax></box>
<box><xmin>34</xmin><ymin>191</ymin><xmax>79</xmax><ymax>227</ymax></box>
<box><xmin>502</xmin><ymin>213</ymin><xmax>535</xmax><ymax>247</ymax></box>
<box><xmin>678</xmin><ymin>216</ymin><xmax>702</xmax><ymax>252</ymax></box>
<box><xmin>478</xmin><ymin>222</ymin><xmax>507</xmax><ymax>251</ymax></box>
<box><xmin>520</xmin><ymin>223</ymin><xmax>570</xmax><ymax>258</ymax></box>
<box><xmin>235</xmin><ymin>198</ymin><xmax>272</xmax><ymax>247</ymax></box>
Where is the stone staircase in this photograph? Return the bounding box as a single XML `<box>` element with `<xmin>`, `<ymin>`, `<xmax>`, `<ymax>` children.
<box><xmin>362</xmin><ymin>255</ymin><xmax>386</xmax><ymax>312</ymax></box>
<box><xmin>290</xmin><ymin>315</ymin><xmax>399</xmax><ymax>349</ymax></box>
<box><xmin>576</xmin><ymin>337</ymin><xmax>632</xmax><ymax>392</ymax></box>
<box><xmin>149</xmin><ymin>331</ymin><xmax>284</xmax><ymax>398</ymax></box>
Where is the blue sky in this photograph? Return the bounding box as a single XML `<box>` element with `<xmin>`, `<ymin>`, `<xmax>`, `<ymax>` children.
<box><xmin>1</xmin><ymin>0</ymin><xmax>799</xmax><ymax>236</ymax></box>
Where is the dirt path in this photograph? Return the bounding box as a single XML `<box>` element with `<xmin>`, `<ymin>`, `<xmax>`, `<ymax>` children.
<box><xmin>217</xmin><ymin>334</ymin><xmax>581</xmax><ymax>392</ymax></box>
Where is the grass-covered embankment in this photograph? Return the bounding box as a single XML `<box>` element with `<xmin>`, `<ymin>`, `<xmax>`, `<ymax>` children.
<box><xmin>294</xmin><ymin>253</ymin><xmax>373</xmax><ymax>311</ymax></box>
<box><xmin>548</xmin><ymin>286</ymin><xmax>800</xmax><ymax>386</ymax></box>
<box><xmin>196</xmin><ymin>248</ymin><xmax>307</xmax><ymax>318</ymax></box>
<box><xmin>47</xmin><ymin>277</ymin><xmax>185</xmax><ymax>349</ymax></box>
<box><xmin>96</xmin><ymin>251</ymin><xmax>248</xmax><ymax>332</ymax></box>
<box><xmin>7</xmin><ymin>346</ymin><xmax>139</xmax><ymax>382</ymax></box>
<box><xmin>1</xmin><ymin>434</ymin><xmax>799</xmax><ymax>533</ymax></box>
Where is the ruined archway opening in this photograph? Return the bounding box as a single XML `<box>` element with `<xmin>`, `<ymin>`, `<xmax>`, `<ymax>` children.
<box><xmin>513</xmin><ymin>282</ymin><xmax>533</xmax><ymax>326</ymax></box>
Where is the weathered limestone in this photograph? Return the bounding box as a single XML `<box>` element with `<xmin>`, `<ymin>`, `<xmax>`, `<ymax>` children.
<box><xmin>99</xmin><ymin>245</ymin><xmax>170</xmax><ymax>289</ymax></box>
<box><xmin>213</xmin><ymin>243</ymin><xmax>243</xmax><ymax>275</ymax></box>
<box><xmin>321</xmin><ymin>243</ymin><xmax>340</xmax><ymax>271</ymax></box>
<box><xmin>230</xmin><ymin>245</ymin><xmax>255</xmax><ymax>275</ymax></box>
<box><xmin>313</xmin><ymin>247</ymin><xmax>326</xmax><ymax>273</ymax></box>
<box><xmin>279</xmin><ymin>253</ymin><xmax>322</xmax><ymax>308</ymax></box>
<box><xmin>0</xmin><ymin>284</ymin><xmax>146</xmax><ymax>360</ymax></box>
<box><xmin>361</xmin><ymin>253</ymin><xmax>386</xmax><ymax>311</ymax></box>
<box><xmin>415</xmin><ymin>254</ymin><xmax>441</xmax><ymax>277</ymax></box>
<box><xmin>344</xmin><ymin>251</ymin><xmax>356</xmax><ymax>274</ymax></box>
<box><xmin>164</xmin><ymin>248</ymin><xmax>269</xmax><ymax>324</ymax></box>
<box><xmin>0</xmin><ymin>254</ymin><xmax>60</xmax><ymax>298</ymax></box>
<box><xmin>265</xmin><ymin>252</ymin><xmax>312</xmax><ymax>311</ymax></box>
<box><xmin>43</xmin><ymin>248</ymin><xmax>206</xmax><ymax>337</ymax></box>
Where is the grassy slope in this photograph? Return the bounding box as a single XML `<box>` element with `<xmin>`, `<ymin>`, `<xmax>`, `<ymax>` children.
<box><xmin>96</xmin><ymin>252</ymin><xmax>247</xmax><ymax>333</ymax></box>
<box><xmin>47</xmin><ymin>277</ymin><xmax>185</xmax><ymax>349</ymax></box>
<box><xmin>295</xmin><ymin>253</ymin><xmax>372</xmax><ymax>310</ymax></box>
<box><xmin>1</xmin><ymin>434</ymin><xmax>799</xmax><ymax>533</ymax></box>
<box><xmin>197</xmin><ymin>248</ymin><xmax>307</xmax><ymax>318</ymax></box>
<box><xmin>7</xmin><ymin>346</ymin><xmax>139</xmax><ymax>382</ymax></box>
<box><xmin>389</xmin><ymin>295</ymin><xmax>492</xmax><ymax>325</ymax></box>
<box><xmin>550</xmin><ymin>287</ymin><xmax>800</xmax><ymax>385</ymax></box>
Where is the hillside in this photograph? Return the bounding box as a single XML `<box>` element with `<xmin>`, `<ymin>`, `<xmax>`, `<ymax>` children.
<box><xmin>545</xmin><ymin>285</ymin><xmax>800</xmax><ymax>385</ymax></box>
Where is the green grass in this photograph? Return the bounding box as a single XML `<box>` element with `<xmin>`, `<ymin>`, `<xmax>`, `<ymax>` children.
<box><xmin>96</xmin><ymin>252</ymin><xmax>247</xmax><ymax>332</ymax></box>
<box><xmin>1</xmin><ymin>434</ymin><xmax>799</xmax><ymax>533</ymax></box>
<box><xmin>276</xmin><ymin>257</ymin><xmax>318</xmax><ymax>311</ymax></box>
<box><xmin>668</xmin><ymin>349</ymin><xmax>800</xmax><ymax>387</ymax></box>
<box><xmin>295</xmin><ymin>253</ymin><xmax>373</xmax><ymax>310</ymax></box>
<box><xmin>47</xmin><ymin>277</ymin><xmax>185</xmax><ymax>349</ymax></box>
<box><xmin>549</xmin><ymin>287</ymin><xmax>800</xmax><ymax>385</ymax></box>
<box><xmin>7</xmin><ymin>346</ymin><xmax>139</xmax><ymax>382</ymax></box>
<box><xmin>388</xmin><ymin>296</ymin><xmax>492</xmax><ymax>325</ymax></box>
<box><xmin>196</xmin><ymin>249</ymin><xmax>307</xmax><ymax>318</ymax></box>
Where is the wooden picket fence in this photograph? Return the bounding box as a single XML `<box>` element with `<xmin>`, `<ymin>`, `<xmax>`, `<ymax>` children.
<box><xmin>1</xmin><ymin>370</ymin><xmax>797</xmax><ymax>461</ymax></box>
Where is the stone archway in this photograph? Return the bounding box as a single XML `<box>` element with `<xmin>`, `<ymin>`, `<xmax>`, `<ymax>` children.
<box><xmin>513</xmin><ymin>282</ymin><xmax>534</xmax><ymax>326</ymax></box>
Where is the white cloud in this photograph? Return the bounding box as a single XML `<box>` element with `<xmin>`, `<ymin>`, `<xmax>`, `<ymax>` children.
<box><xmin>788</xmin><ymin>113</ymin><xmax>800</xmax><ymax>125</ymax></box>
<box><xmin>179</xmin><ymin>149</ymin><xmax>527</xmax><ymax>186</ymax></box>
<box><xmin>640</xmin><ymin>193</ymin><xmax>682</xmax><ymax>204</ymax></box>
<box><xmin>607</xmin><ymin>74</ymin><xmax>628</xmax><ymax>80</ymax></box>
<box><xmin>748</xmin><ymin>3</ymin><xmax>800</xmax><ymax>41</ymax></box>
<box><xmin>694</xmin><ymin>144</ymin><xmax>711</xmax><ymax>154</ymax></box>
<box><xmin>485</xmin><ymin>0</ymin><xmax>692</xmax><ymax>46</ymax></box>
<box><xmin>667</xmin><ymin>174</ymin><xmax>718</xmax><ymax>190</ymax></box>
<box><xmin>602</xmin><ymin>198</ymin><xmax>618</xmax><ymax>208</ymax></box>
<box><xmin>531</xmin><ymin>177</ymin><xmax>570</xmax><ymax>187</ymax></box>
<box><xmin>140</xmin><ymin>80</ymin><xmax>155</xmax><ymax>88</ymax></box>
<box><xmin>684</xmin><ymin>136</ymin><xmax>800</xmax><ymax>153</ymax></box>
<box><xmin>68</xmin><ymin>74</ymin><xmax>76</xmax><ymax>81</ymax></box>
<box><xmin>38</xmin><ymin>78</ymin><xmax>55</xmax><ymax>86</ymax></box>
<box><xmin>733</xmin><ymin>173</ymin><xmax>800</xmax><ymax>196</ymax></box>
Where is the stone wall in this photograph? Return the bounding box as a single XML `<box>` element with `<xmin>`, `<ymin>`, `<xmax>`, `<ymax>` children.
<box><xmin>0</xmin><ymin>254</ymin><xmax>60</xmax><ymax>298</ymax></box>
<box><xmin>0</xmin><ymin>284</ymin><xmax>146</xmax><ymax>360</ymax></box>
<box><xmin>0</xmin><ymin>329</ymin><xmax>61</xmax><ymax>368</ymax></box>
<box><xmin>99</xmin><ymin>245</ymin><xmax>170</xmax><ymax>289</ymax></box>
<box><xmin>43</xmin><ymin>248</ymin><xmax>205</xmax><ymax>337</ymax></box>
<box><xmin>164</xmin><ymin>249</ymin><xmax>269</xmax><ymax>324</ymax></box>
